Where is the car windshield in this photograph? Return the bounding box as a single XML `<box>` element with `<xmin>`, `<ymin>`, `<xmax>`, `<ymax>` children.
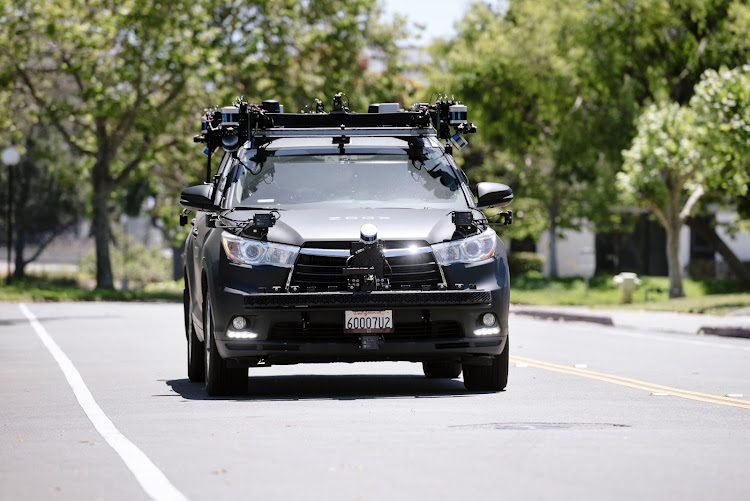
<box><xmin>229</xmin><ymin>147</ymin><xmax>468</xmax><ymax>209</ymax></box>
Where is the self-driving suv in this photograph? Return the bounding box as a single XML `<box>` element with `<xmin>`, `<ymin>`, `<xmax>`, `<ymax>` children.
<box><xmin>181</xmin><ymin>97</ymin><xmax>513</xmax><ymax>395</ymax></box>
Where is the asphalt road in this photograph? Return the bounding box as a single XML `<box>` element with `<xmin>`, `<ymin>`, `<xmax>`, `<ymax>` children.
<box><xmin>2</xmin><ymin>301</ymin><xmax>749</xmax><ymax>501</ymax></box>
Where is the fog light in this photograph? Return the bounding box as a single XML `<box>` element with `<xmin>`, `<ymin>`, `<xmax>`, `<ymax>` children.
<box><xmin>473</xmin><ymin>327</ymin><xmax>500</xmax><ymax>336</ymax></box>
<box><xmin>232</xmin><ymin>316</ymin><xmax>247</xmax><ymax>330</ymax></box>
<box><xmin>227</xmin><ymin>330</ymin><xmax>258</xmax><ymax>340</ymax></box>
<box><xmin>481</xmin><ymin>313</ymin><xmax>497</xmax><ymax>327</ymax></box>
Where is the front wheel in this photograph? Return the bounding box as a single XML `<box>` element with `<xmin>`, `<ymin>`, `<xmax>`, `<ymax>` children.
<box><xmin>185</xmin><ymin>286</ymin><xmax>205</xmax><ymax>382</ymax></box>
<box><xmin>204</xmin><ymin>296</ymin><xmax>247</xmax><ymax>396</ymax></box>
<box><xmin>187</xmin><ymin>318</ymin><xmax>205</xmax><ymax>382</ymax></box>
<box><xmin>463</xmin><ymin>337</ymin><xmax>509</xmax><ymax>391</ymax></box>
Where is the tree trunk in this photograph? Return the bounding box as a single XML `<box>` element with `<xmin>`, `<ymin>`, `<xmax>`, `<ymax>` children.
<box><xmin>685</xmin><ymin>216</ymin><xmax>750</xmax><ymax>290</ymax></box>
<box><xmin>13</xmin><ymin>229</ymin><xmax>26</xmax><ymax>280</ymax></box>
<box><xmin>547</xmin><ymin>206</ymin><xmax>558</xmax><ymax>278</ymax></box>
<box><xmin>665</xmin><ymin>223</ymin><xmax>685</xmax><ymax>298</ymax></box>
<box><xmin>92</xmin><ymin>166</ymin><xmax>114</xmax><ymax>289</ymax></box>
<box><xmin>12</xmin><ymin>158</ymin><xmax>30</xmax><ymax>280</ymax></box>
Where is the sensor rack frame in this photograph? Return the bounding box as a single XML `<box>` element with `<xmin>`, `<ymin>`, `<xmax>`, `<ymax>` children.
<box><xmin>263</xmin><ymin>111</ymin><xmax>432</xmax><ymax>130</ymax></box>
<box><xmin>193</xmin><ymin>95</ymin><xmax>477</xmax><ymax>182</ymax></box>
<box><xmin>254</xmin><ymin>127</ymin><xmax>436</xmax><ymax>139</ymax></box>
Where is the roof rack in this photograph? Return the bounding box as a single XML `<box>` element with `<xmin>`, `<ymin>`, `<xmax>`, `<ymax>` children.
<box><xmin>267</xmin><ymin>111</ymin><xmax>431</xmax><ymax>129</ymax></box>
<box><xmin>192</xmin><ymin>94</ymin><xmax>476</xmax><ymax>181</ymax></box>
<box><xmin>254</xmin><ymin>127</ymin><xmax>435</xmax><ymax>138</ymax></box>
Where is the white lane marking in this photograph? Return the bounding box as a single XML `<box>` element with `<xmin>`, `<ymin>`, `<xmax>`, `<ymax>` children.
<box><xmin>512</xmin><ymin>316</ymin><xmax>750</xmax><ymax>351</ymax></box>
<box><xmin>19</xmin><ymin>303</ymin><xmax>189</xmax><ymax>501</ymax></box>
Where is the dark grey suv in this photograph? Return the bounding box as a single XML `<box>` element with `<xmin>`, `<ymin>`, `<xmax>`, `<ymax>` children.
<box><xmin>180</xmin><ymin>98</ymin><xmax>513</xmax><ymax>396</ymax></box>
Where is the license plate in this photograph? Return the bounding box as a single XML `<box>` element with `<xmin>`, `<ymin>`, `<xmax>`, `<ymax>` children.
<box><xmin>345</xmin><ymin>310</ymin><xmax>393</xmax><ymax>333</ymax></box>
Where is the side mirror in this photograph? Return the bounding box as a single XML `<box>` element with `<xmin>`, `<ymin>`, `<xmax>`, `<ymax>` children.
<box><xmin>180</xmin><ymin>184</ymin><xmax>219</xmax><ymax>212</ymax></box>
<box><xmin>476</xmin><ymin>182</ymin><xmax>513</xmax><ymax>209</ymax></box>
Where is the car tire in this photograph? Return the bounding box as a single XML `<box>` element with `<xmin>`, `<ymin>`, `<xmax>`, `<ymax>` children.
<box><xmin>185</xmin><ymin>287</ymin><xmax>205</xmax><ymax>382</ymax></box>
<box><xmin>187</xmin><ymin>318</ymin><xmax>205</xmax><ymax>382</ymax></box>
<box><xmin>462</xmin><ymin>337</ymin><xmax>509</xmax><ymax>391</ymax></box>
<box><xmin>204</xmin><ymin>296</ymin><xmax>247</xmax><ymax>396</ymax></box>
<box><xmin>422</xmin><ymin>361</ymin><xmax>462</xmax><ymax>379</ymax></box>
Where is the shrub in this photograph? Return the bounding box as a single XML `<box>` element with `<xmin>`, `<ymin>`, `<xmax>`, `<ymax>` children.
<box><xmin>508</xmin><ymin>251</ymin><xmax>544</xmax><ymax>276</ymax></box>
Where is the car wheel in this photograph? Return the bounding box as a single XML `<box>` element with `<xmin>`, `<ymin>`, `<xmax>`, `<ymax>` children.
<box><xmin>185</xmin><ymin>287</ymin><xmax>205</xmax><ymax>382</ymax></box>
<box><xmin>462</xmin><ymin>337</ymin><xmax>509</xmax><ymax>391</ymax></box>
<box><xmin>187</xmin><ymin>318</ymin><xmax>205</xmax><ymax>382</ymax></box>
<box><xmin>204</xmin><ymin>296</ymin><xmax>247</xmax><ymax>396</ymax></box>
<box><xmin>422</xmin><ymin>361</ymin><xmax>462</xmax><ymax>379</ymax></box>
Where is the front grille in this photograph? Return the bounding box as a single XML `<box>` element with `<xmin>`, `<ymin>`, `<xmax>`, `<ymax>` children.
<box><xmin>243</xmin><ymin>290</ymin><xmax>492</xmax><ymax>308</ymax></box>
<box><xmin>290</xmin><ymin>242</ymin><xmax>443</xmax><ymax>290</ymax></box>
<box><xmin>268</xmin><ymin>321</ymin><xmax>463</xmax><ymax>342</ymax></box>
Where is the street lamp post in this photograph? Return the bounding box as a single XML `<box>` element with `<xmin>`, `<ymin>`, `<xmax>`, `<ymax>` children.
<box><xmin>2</xmin><ymin>147</ymin><xmax>21</xmax><ymax>284</ymax></box>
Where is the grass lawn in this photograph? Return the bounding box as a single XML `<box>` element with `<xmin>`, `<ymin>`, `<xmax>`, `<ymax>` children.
<box><xmin>511</xmin><ymin>273</ymin><xmax>750</xmax><ymax>315</ymax></box>
<box><xmin>0</xmin><ymin>274</ymin><xmax>182</xmax><ymax>302</ymax></box>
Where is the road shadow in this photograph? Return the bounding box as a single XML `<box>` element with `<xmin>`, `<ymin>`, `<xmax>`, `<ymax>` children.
<box><xmin>165</xmin><ymin>374</ymin><xmax>487</xmax><ymax>401</ymax></box>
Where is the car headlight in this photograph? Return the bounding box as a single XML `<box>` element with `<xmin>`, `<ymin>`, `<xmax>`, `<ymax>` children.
<box><xmin>432</xmin><ymin>227</ymin><xmax>497</xmax><ymax>265</ymax></box>
<box><xmin>221</xmin><ymin>231</ymin><xmax>299</xmax><ymax>268</ymax></box>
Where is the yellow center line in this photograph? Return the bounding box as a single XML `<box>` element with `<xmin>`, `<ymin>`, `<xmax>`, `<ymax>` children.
<box><xmin>513</xmin><ymin>355</ymin><xmax>750</xmax><ymax>402</ymax></box>
<box><xmin>510</xmin><ymin>355</ymin><xmax>750</xmax><ymax>411</ymax></box>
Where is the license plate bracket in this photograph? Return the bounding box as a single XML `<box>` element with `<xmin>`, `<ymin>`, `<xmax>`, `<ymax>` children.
<box><xmin>360</xmin><ymin>334</ymin><xmax>380</xmax><ymax>350</ymax></box>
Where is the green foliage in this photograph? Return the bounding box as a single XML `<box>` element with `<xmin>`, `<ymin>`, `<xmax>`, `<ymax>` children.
<box><xmin>425</xmin><ymin>0</ymin><xmax>638</xmax><ymax>269</ymax></box>
<box><xmin>430</xmin><ymin>0</ymin><xmax>750</xmax><ymax>247</ymax></box>
<box><xmin>620</xmin><ymin>103</ymin><xmax>703</xmax><ymax>210</ymax></box>
<box><xmin>580</xmin><ymin>0</ymin><xmax>750</xmax><ymax>106</ymax></box>
<box><xmin>619</xmin><ymin>65</ymin><xmax>750</xmax><ymax>296</ymax></box>
<box><xmin>0</xmin><ymin>0</ymin><xmax>410</xmax><ymax>288</ymax></box>
<box><xmin>208</xmin><ymin>0</ymin><xmax>409</xmax><ymax>110</ymax></box>
<box><xmin>0</xmin><ymin>125</ymin><xmax>87</xmax><ymax>278</ymax></box>
<box><xmin>690</xmin><ymin>65</ymin><xmax>750</xmax><ymax>197</ymax></box>
<box><xmin>0</xmin><ymin>0</ymin><xmax>222</xmax><ymax>287</ymax></box>
<box><xmin>80</xmin><ymin>231</ymin><xmax>173</xmax><ymax>288</ymax></box>
<box><xmin>507</xmin><ymin>252</ymin><xmax>544</xmax><ymax>277</ymax></box>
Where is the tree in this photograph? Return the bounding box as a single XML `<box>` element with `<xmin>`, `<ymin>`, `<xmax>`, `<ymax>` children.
<box><xmin>580</xmin><ymin>0</ymin><xmax>750</xmax><ymax>107</ymax></box>
<box><xmin>1</xmin><ymin>1</ymin><xmax>410</xmax><ymax>289</ymax></box>
<box><xmin>0</xmin><ymin>128</ymin><xmax>86</xmax><ymax>279</ymax></box>
<box><xmin>209</xmin><ymin>0</ymin><xmax>409</xmax><ymax>110</ymax></box>
<box><xmin>1</xmin><ymin>0</ymin><xmax>218</xmax><ymax>289</ymax></box>
<box><xmin>687</xmin><ymin>65</ymin><xmax>750</xmax><ymax>287</ymax></box>
<box><xmin>620</xmin><ymin>65</ymin><xmax>750</xmax><ymax>297</ymax></box>
<box><xmin>429</xmin><ymin>0</ymin><xmax>750</xmax><ymax>278</ymax></box>
<box><xmin>620</xmin><ymin>103</ymin><xmax>703</xmax><ymax>297</ymax></box>
<box><xmin>583</xmin><ymin>0</ymin><xmax>750</xmax><ymax>283</ymax></box>
<box><xmin>426</xmin><ymin>0</ymin><xmax>627</xmax><ymax>276</ymax></box>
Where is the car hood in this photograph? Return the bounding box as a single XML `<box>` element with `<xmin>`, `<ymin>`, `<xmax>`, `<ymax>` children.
<box><xmin>255</xmin><ymin>207</ymin><xmax>467</xmax><ymax>246</ymax></box>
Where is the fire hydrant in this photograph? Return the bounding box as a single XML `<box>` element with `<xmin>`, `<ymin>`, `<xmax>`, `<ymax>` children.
<box><xmin>613</xmin><ymin>272</ymin><xmax>641</xmax><ymax>304</ymax></box>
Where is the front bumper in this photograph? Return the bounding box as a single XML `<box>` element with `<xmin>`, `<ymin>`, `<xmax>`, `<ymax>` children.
<box><xmin>210</xmin><ymin>286</ymin><xmax>509</xmax><ymax>367</ymax></box>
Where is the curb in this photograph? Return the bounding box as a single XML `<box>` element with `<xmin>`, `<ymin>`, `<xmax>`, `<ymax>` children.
<box><xmin>698</xmin><ymin>326</ymin><xmax>750</xmax><ymax>339</ymax></box>
<box><xmin>512</xmin><ymin>309</ymin><xmax>614</xmax><ymax>326</ymax></box>
<box><xmin>512</xmin><ymin>308</ymin><xmax>750</xmax><ymax>340</ymax></box>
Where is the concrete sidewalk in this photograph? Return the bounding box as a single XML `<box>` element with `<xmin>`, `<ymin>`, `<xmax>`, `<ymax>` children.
<box><xmin>511</xmin><ymin>305</ymin><xmax>750</xmax><ymax>339</ymax></box>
